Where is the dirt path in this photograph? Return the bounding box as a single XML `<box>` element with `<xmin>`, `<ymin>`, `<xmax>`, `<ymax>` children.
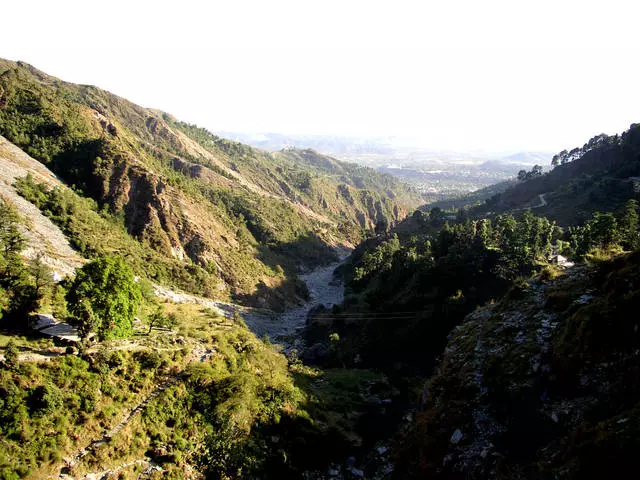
<box><xmin>60</xmin><ymin>346</ymin><xmax>214</xmax><ymax>478</ymax></box>
<box><xmin>536</xmin><ymin>193</ymin><xmax>548</xmax><ymax>207</ymax></box>
<box><xmin>59</xmin><ymin>458</ymin><xmax>160</xmax><ymax>480</ymax></box>
<box><xmin>510</xmin><ymin>192</ymin><xmax>548</xmax><ymax>212</ymax></box>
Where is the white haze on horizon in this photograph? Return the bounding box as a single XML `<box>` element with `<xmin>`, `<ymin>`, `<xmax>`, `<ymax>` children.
<box><xmin>1</xmin><ymin>0</ymin><xmax>639</xmax><ymax>153</ymax></box>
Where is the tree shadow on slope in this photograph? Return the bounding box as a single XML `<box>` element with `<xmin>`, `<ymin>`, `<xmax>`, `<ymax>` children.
<box><xmin>234</xmin><ymin>233</ymin><xmax>340</xmax><ymax>311</ymax></box>
<box><xmin>51</xmin><ymin>138</ymin><xmax>106</xmax><ymax>194</ymax></box>
<box><xmin>259</xmin><ymin>232</ymin><xmax>340</xmax><ymax>272</ymax></box>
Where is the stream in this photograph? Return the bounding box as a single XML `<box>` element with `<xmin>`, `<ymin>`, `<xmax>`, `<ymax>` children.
<box><xmin>241</xmin><ymin>257</ymin><xmax>346</xmax><ymax>350</ymax></box>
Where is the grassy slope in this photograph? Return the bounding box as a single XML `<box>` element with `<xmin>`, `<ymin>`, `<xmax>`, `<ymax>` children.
<box><xmin>0</xmin><ymin>300</ymin><xmax>397</xmax><ymax>479</ymax></box>
<box><xmin>0</xmin><ymin>304</ymin><xmax>288</xmax><ymax>478</ymax></box>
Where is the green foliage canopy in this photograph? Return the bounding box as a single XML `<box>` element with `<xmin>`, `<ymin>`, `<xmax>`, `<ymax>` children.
<box><xmin>66</xmin><ymin>255</ymin><xmax>141</xmax><ymax>340</ymax></box>
<box><xmin>0</xmin><ymin>197</ymin><xmax>40</xmax><ymax>326</ymax></box>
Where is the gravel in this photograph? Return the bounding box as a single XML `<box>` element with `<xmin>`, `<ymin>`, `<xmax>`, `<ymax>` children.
<box><xmin>242</xmin><ymin>258</ymin><xmax>346</xmax><ymax>350</ymax></box>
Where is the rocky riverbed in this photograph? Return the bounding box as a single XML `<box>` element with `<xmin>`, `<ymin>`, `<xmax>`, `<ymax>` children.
<box><xmin>242</xmin><ymin>257</ymin><xmax>346</xmax><ymax>350</ymax></box>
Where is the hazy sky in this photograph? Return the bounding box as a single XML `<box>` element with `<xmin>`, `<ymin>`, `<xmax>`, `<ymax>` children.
<box><xmin>2</xmin><ymin>0</ymin><xmax>639</xmax><ymax>152</ymax></box>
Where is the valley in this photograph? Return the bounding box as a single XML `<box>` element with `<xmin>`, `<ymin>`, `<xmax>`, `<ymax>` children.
<box><xmin>0</xmin><ymin>56</ymin><xmax>638</xmax><ymax>480</ymax></box>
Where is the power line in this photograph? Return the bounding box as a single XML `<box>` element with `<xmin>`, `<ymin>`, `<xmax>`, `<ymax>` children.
<box><xmin>245</xmin><ymin>313</ymin><xmax>423</xmax><ymax>318</ymax></box>
<box><xmin>306</xmin><ymin>311</ymin><xmax>424</xmax><ymax>316</ymax></box>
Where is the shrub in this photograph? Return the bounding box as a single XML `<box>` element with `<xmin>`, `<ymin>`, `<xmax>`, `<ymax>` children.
<box><xmin>4</xmin><ymin>340</ymin><xmax>19</xmax><ymax>370</ymax></box>
<box><xmin>540</xmin><ymin>265</ymin><xmax>562</xmax><ymax>281</ymax></box>
<box><xmin>135</xmin><ymin>350</ymin><xmax>162</xmax><ymax>370</ymax></box>
<box><xmin>30</xmin><ymin>383</ymin><xmax>64</xmax><ymax>414</ymax></box>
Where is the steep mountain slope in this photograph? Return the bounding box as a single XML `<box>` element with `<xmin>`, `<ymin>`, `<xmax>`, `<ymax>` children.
<box><xmin>0</xmin><ymin>59</ymin><xmax>420</xmax><ymax>306</ymax></box>
<box><xmin>396</xmin><ymin>252</ymin><xmax>640</xmax><ymax>479</ymax></box>
<box><xmin>0</xmin><ymin>135</ymin><xmax>83</xmax><ymax>275</ymax></box>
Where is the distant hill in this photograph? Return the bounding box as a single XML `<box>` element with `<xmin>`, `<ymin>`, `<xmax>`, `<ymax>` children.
<box><xmin>498</xmin><ymin>150</ymin><xmax>552</xmax><ymax>165</ymax></box>
<box><xmin>217</xmin><ymin>131</ymin><xmax>398</xmax><ymax>155</ymax></box>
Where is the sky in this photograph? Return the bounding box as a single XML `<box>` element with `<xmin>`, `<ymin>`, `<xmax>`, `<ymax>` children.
<box><xmin>1</xmin><ymin>0</ymin><xmax>639</xmax><ymax>153</ymax></box>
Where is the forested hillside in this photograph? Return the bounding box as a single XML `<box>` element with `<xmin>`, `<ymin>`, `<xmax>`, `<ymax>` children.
<box><xmin>474</xmin><ymin>124</ymin><xmax>640</xmax><ymax>225</ymax></box>
<box><xmin>0</xmin><ymin>59</ymin><xmax>420</xmax><ymax>308</ymax></box>
<box><xmin>396</xmin><ymin>251</ymin><xmax>640</xmax><ymax>478</ymax></box>
<box><xmin>313</xmin><ymin>124</ymin><xmax>640</xmax><ymax>478</ymax></box>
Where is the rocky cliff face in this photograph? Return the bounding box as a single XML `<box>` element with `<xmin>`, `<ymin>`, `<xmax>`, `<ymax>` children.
<box><xmin>397</xmin><ymin>253</ymin><xmax>640</xmax><ymax>479</ymax></box>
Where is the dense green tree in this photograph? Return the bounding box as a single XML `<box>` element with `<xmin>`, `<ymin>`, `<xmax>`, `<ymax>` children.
<box><xmin>591</xmin><ymin>212</ymin><xmax>619</xmax><ymax>248</ymax></box>
<box><xmin>429</xmin><ymin>207</ymin><xmax>445</xmax><ymax>227</ymax></box>
<box><xmin>147</xmin><ymin>305</ymin><xmax>176</xmax><ymax>334</ymax></box>
<box><xmin>66</xmin><ymin>255</ymin><xmax>142</xmax><ymax>340</ymax></box>
<box><xmin>30</xmin><ymin>254</ymin><xmax>53</xmax><ymax>302</ymax></box>
<box><xmin>517</xmin><ymin>165</ymin><xmax>543</xmax><ymax>181</ymax></box>
<box><xmin>0</xmin><ymin>198</ymin><xmax>39</xmax><ymax>326</ymax></box>
<box><xmin>353</xmin><ymin>234</ymin><xmax>400</xmax><ymax>283</ymax></box>
<box><xmin>568</xmin><ymin>223</ymin><xmax>593</xmax><ymax>259</ymax></box>
<box><xmin>0</xmin><ymin>198</ymin><xmax>25</xmax><ymax>260</ymax></box>
<box><xmin>551</xmin><ymin>133</ymin><xmax>619</xmax><ymax>166</ymax></box>
<box><xmin>531</xmin><ymin>164</ymin><xmax>543</xmax><ymax>177</ymax></box>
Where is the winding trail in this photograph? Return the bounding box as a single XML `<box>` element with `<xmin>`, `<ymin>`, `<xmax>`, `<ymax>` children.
<box><xmin>509</xmin><ymin>193</ymin><xmax>548</xmax><ymax>213</ymax></box>
<box><xmin>536</xmin><ymin>193</ymin><xmax>548</xmax><ymax>207</ymax></box>
<box><xmin>60</xmin><ymin>346</ymin><xmax>214</xmax><ymax>478</ymax></box>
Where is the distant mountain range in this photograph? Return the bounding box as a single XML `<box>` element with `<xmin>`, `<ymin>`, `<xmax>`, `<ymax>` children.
<box><xmin>218</xmin><ymin>131</ymin><xmax>553</xmax><ymax>201</ymax></box>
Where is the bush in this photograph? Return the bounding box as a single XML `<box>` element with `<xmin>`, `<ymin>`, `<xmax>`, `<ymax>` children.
<box><xmin>135</xmin><ymin>350</ymin><xmax>162</xmax><ymax>370</ymax></box>
<box><xmin>4</xmin><ymin>340</ymin><xmax>19</xmax><ymax>370</ymax></box>
<box><xmin>30</xmin><ymin>383</ymin><xmax>64</xmax><ymax>414</ymax></box>
<box><xmin>540</xmin><ymin>265</ymin><xmax>562</xmax><ymax>281</ymax></box>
